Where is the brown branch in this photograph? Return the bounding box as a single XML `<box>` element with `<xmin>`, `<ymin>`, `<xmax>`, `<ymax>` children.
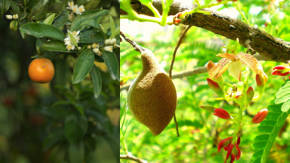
<box><xmin>120</xmin><ymin>66</ymin><xmax>207</xmax><ymax>91</ymax></box>
<box><xmin>120</xmin><ymin>154</ymin><xmax>147</xmax><ymax>163</ymax></box>
<box><xmin>122</xmin><ymin>0</ymin><xmax>290</xmax><ymax>62</ymax></box>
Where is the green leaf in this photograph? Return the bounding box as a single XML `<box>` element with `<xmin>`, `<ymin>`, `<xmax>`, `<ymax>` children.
<box><xmin>139</xmin><ymin>0</ymin><xmax>153</xmax><ymax>5</ymax></box>
<box><xmin>43</xmin><ymin>128</ymin><xmax>64</xmax><ymax>150</ymax></box>
<box><xmin>20</xmin><ymin>23</ymin><xmax>65</xmax><ymax>41</ymax></box>
<box><xmin>71</xmin><ymin>10</ymin><xmax>109</xmax><ymax>31</ymax></box>
<box><xmin>102</xmin><ymin>51</ymin><xmax>119</xmax><ymax>80</ymax></box>
<box><xmin>64</xmin><ymin>115</ymin><xmax>88</xmax><ymax>144</ymax></box>
<box><xmin>251</xmin><ymin>104</ymin><xmax>289</xmax><ymax>163</ymax></box>
<box><xmin>275</xmin><ymin>81</ymin><xmax>290</xmax><ymax>105</ymax></box>
<box><xmin>79</xmin><ymin>29</ymin><xmax>104</xmax><ymax>44</ymax></box>
<box><xmin>281</xmin><ymin>100</ymin><xmax>290</xmax><ymax>112</ymax></box>
<box><xmin>90</xmin><ymin>66</ymin><xmax>102</xmax><ymax>98</ymax></box>
<box><xmin>69</xmin><ymin>143</ymin><xmax>84</xmax><ymax>163</ymax></box>
<box><xmin>43</xmin><ymin>13</ymin><xmax>56</xmax><ymax>25</ymax></box>
<box><xmin>36</xmin><ymin>39</ymin><xmax>68</xmax><ymax>53</ymax></box>
<box><xmin>0</xmin><ymin>0</ymin><xmax>11</xmax><ymax>15</ymax></box>
<box><xmin>72</xmin><ymin>49</ymin><xmax>95</xmax><ymax>84</ymax></box>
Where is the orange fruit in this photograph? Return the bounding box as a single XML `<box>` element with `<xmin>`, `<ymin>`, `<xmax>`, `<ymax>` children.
<box><xmin>28</xmin><ymin>58</ymin><xmax>55</xmax><ymax>83</ymax></box>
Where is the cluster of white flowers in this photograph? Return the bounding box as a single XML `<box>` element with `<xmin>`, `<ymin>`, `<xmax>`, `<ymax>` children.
<box><xmin>64</xmin><ymin>30</ymin><xmax>80</xmax><ymax>51</ymax></box>
<box><xmin>87</xmin><ymin>38</ymin><xmax>117</xmax><ymax>56</ymax></box>
<box><xmin>104</xmin><ymin>38</ymin><xmax>117</xmax><ymax>53</ymax></box>
<box><xmin>88</xmin><ymin>43</ymin><xmax>101</xmax><ymax>56</ymax></box>
<box><xmin>6</xmin><ymin>14</ymin><xmax>18</xmax><ymax>20</ymax></box>
<box><xmin>67</xmin><ymin>1</ymin><xmax>85</xmax><ymax>15</ymax></box>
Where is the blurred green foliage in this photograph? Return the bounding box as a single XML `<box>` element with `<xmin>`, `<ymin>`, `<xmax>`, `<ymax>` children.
<box><xmin>120</xmin><ymin>0</ymin><xmax>289</xmax><ymax>162</ymax></box>
<box><xmin>0</xmin><ymin>0</ymin><xmax>120</xmax><ymax>163</ymax></box>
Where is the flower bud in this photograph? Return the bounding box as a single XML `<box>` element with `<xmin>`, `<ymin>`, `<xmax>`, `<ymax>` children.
<box><xmin>214</xmin><ymin>108</ymin><xmax>230</xmax><ymax>119</ymax></box>
<box><xmin>252</xmin><ymin>108</ymin><xmax>268</xmax><ymax>123</ymax></box>
<box><xmin>218</xmin><ymin>136</ymin><xmax>232</xmax><ymax>152</ymax></box>
<box><xmin>246</xmin><ymin>86</ymin><xmax>254</xmax><ymax>102</ymax></box>
<box><xmin>207</xmin><ymin>78</ymin><xmax>222</xmax><ymax>94</ymax></box>
<box><xmin>255</xmin><ymin>74</ymin><xmax>263</xmax><ymax>86</ymax></box>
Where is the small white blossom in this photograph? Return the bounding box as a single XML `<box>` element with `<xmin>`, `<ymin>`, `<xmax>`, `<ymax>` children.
<box><xmin>104</xmin><ymin>46</ymin><xmax>113</xmax><ymax>52</ymax></box>
<box><xmin>105</xmin><ymin>38</ymin><xmax>116</xmax><ymax>45</ymax></box>
<box><xmin>12</xmin><ymin>14</ymin><xmax>18</xmax><ymax>19</ymax></box>
<box><xmin>6</xmin><ymin>15</ymin><xmax>13</xmax><ymax>20</ymax></box>
<box><xmin>67</xmin><ymin>1</ymin><xmax>74</xmax><ymax>9</ymax></box>
<box><xmin>92</xmin><ymin>43</ymin><xmax>99</xmax><ymax>49</ymax></box>
<box><xmin>87</xmin><ymin>45</ymin><xmax>92</xmax><ymax>49</ymax></box>
<box><xmin>66</xmin><ymin>44</ymin><xmax>75</xmax><ymax>51</ymax></box>
<box><xmin>67</xmin><ymin>1</ymin><xmax>85</xmax><ymax>15</ymax></box>
<box><xmin>93</xmin><ymin>48</ymin><xmax>101</xmax><ymax>56</ymax></box>
<box><xmin>64</xmin><ymin>30</ymin><xmax>80</xmax><ymax>51</ymax></box>
<box><xmin>76</xmin><ymin>5</ymin><xmax>85</xmax><ymax>15</ymax></box>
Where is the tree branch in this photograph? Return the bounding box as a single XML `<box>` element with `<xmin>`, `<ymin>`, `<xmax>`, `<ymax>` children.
<box><xmin>121</xmin><ymin>0</ymin><xmax>290</xmax><ymax>62</ymax></box>
<box><xmin>120</xmin><ymin>66</ymin><xmax>207</xmax><ymax>91</ymax></box>
<box><xmin>120</xmin><ymin>154</ymin><xmax>147</xmax><ymax>163</ymax></box>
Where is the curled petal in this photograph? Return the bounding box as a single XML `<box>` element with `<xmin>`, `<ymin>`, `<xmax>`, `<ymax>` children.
<box><xmin>236</xmin><ymin>144</ymin><xmax>241</xmax><ymax>160</ymax></box>
<box><xmin>226</xmin><ymin>144</ymin><xmax>234</xmax><ymax>160</ymax></box>
<box><xmin>230</xmin><ymin>154</ymin><xmax>235</xmax><ymax>163</ymax></box>
<box><xmin>272</xmin><ymin>70</ymin><xmax>290</xmax><ymax>76</ymax></box>
<box><xmin>218</xmin><ymin>136</ymin><xmax>233</xmax><ymax>152</ymax></box>
<box><xmin>273</xmin><ymin>65</ymin><xmax>286</xmax><ymax>70</ymax></box>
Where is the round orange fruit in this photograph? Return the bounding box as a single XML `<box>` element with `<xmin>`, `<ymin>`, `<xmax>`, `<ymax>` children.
<box><xmin>28</xmin><ymin>58</ymin><xmax>55</xmax><ymax>83</ymax></box>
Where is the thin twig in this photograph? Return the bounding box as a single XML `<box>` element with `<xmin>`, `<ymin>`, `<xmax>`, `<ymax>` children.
<box><xmin>120</xmin><ymin>31</ymin><xmax>145</xmax><ymax>53</ymax></box>
<box><xmin>169</xmin><ymin>26</ymin><xmax>192</xmax><ymax>78</ymax></box>
<box><xmin>120</xmin><ymin>66</ymin><xmax>207</xmax><ymax>91</ymax></box>
<box><xmin>120</xmin><ymin>154</ymin><xmax>147</xmax><ymax>163</ymax></box>
<box><xmin>169</xmin><ymin>25</ymin><xmax>192</xmax><ymax>137</ymax></box>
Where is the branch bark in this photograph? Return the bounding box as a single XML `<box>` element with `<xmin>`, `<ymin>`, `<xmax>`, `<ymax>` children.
<box><xmin>121</xmin><ymin>0</ymin><xmax>290</xmax><ymax>62</ymax></box>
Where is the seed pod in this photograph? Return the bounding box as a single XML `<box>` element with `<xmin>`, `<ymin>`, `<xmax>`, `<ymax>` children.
<box><xmin>127</xmin><ymin>50</ymin><xmax>177</xmax><ymax>135</ymax></box>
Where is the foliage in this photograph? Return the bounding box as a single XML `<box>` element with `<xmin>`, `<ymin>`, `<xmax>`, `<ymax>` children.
<box><xmin>251</xmin><ymin>103</ymin><xmax>289</xmax><ymax>163</ymax></box>
<box><xmin>0</xmin><ymin>0</ymin><xmax>119</xmax><ymax>163</ymax></box>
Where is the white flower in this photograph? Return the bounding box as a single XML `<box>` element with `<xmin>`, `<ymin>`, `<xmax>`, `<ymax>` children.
<box><xmin>6</xmin><ymin>15</ymin><xmax>13</xmax><ymax>20</ymax></box>
<box><xmin>64</xmin><ymin>30</ymin><xmax>80</xmax><ymax>51</ymax></box>
<box><xmin>66</xmin><ymin>44</ymin><xmax>75</xmax><ymax>51</ymax></box>
<box><xmin>76</xmin><ymin>5</ymin><xmax>85</xmax><ymax>15</ymax></box>
<box><xmin>67</xmin><ymin>2</ymin><xmax>85</xmax><ymax>15</ymax></box>
<box><xmin>104</xmin><ymin>46</ymin><xmax>113</xmax><ymax>52</ymax></box>
<box><xmin>93</xmin><ymin>48</ymin><xmax>101</xmax><ymax>56</ymax></box>
<box><xmin>12</xmin><ymin>14</ymin><xmax>18</xmax><ymax>19</ymax></box>
<box><xmin>105</xmin><ymin>38</ymin><xmax>116</xmax><ymax>45</ymax></box>
<box><xmin>71</xmin><ymin>5</ymin><xmax>79</xmax><ymax>14</ymax></box>
<box><xmin>92</xmin><ymin>43</ymin><xmax>99</xmax><ymax>49</ymax></box>
<box><xmin>67</xmin><ymin>1</ymin><xmax>74</xmax><ymax>9</ymax></box>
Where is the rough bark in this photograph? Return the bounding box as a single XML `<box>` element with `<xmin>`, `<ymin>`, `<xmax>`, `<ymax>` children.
<box><xmin>121</xmin><ymin>0</ymin><xmax>290</xmax><ymax>62</ymax></box>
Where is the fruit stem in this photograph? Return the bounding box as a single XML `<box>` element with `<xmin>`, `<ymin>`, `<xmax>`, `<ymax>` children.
<box><xmin>173</xmin><ymin>114</ymin><xmax>180</xmax><ymax>137</ymax></box>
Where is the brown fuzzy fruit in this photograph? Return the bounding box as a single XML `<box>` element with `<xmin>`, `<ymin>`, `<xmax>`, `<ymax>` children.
<box><xmin>127</xmin><ymin>50</ymin><xmax>177</xmax><ymax>135</ymax></box>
